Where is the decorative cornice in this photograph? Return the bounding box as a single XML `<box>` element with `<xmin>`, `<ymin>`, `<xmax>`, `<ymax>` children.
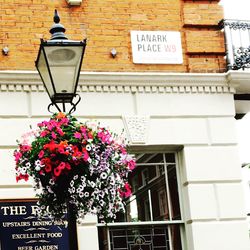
<box><xmin>0</xmin><ymin>70</ymin><xmax>244</xmax><ymax>94</ymax></box>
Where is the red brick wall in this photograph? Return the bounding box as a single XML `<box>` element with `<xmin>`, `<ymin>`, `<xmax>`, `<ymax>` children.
<box><xmin>0</xmin><ymin>0</ymin><xmax>225</xmax><ymax>72</ymax></box>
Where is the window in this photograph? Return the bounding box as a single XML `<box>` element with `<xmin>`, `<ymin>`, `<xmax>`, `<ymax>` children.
<box><xmin>98</xmin><ymin>153</ymin><xmax>183</xmax><ymax>250</ymax></box>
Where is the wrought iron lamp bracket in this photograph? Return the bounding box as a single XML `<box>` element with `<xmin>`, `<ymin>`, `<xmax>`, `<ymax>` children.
<box><xmin>48</xmin><ymin>94</ymin><xmax>81</xmax><ymax>114</ymax></box>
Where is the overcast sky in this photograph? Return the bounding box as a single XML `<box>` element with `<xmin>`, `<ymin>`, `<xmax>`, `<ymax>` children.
<box><xmin>220</xmin><ymin>0</ymin><xmax>250</xmax><ymax>20</ymax></box>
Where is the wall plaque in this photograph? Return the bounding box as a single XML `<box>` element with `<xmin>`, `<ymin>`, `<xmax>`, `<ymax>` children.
<box><xmin>0</xmin><ymin>200</ymin><xmax>69</xmax><ymax>250</ymax></box>
<box><xmin>131</xmin><ymin>30</ymin><xmax>183</xmax><ymax>64</ymax></box>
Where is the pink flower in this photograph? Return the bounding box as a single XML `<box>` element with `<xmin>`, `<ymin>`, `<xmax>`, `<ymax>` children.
<box><xmin>56</xmin><ymin>127</ymin><xmax>64</xmax><ymax>136</ymax></box>
<box><xmin>37</xmin><ymin>121</ymin><xmax>48</xmax><ymax>127</ymax></box>
<box><xmin>21</xmin><ymin>145</ymin><xmax>31</xmax><ymax>152</ymax></box>
<box><xmin>127</xmin><ymin>160</ymin><xmax>136</xmax><ymax>170</ymax></box>
<box><xmin>59</xmin><ymin>117</ymin><xmax>69</xmax><ymax>125</ymax></box>
<box><xmin>47</xmin><ymin>120</ymin><xmax>57</xmax><ymax>130</ymax></box>
<box><xmin>119</xmin><ymin>183</ymin><xmax>132</xmax><ymax>198</ymax></box>
<box><xmin>40</xmin><ymin>131</ymin><xmax>48</xmax><ymax>137</ymax></box>
<box><xmin>51</xmin><ymin>132</ymin><xmax>57</xmax><ymax>139</ymax></box>
<box><xmin>14</xmin><ymin>151</ymin><xmax>22</xmax><ymax>162</ymax></box>
<box><xmin>38</xmin><ymin>150</ymin><xmax>44</xmax><ymax>159</ymax></box>
<box><xmin>74</xmin><ymin>132</ymin><xmax>82</xmax><ymax>139</ymax></box>
<box><xmin>124</xmin><ymin>183</ymin><xmax>132</xmax><ymax>197</ymax></box>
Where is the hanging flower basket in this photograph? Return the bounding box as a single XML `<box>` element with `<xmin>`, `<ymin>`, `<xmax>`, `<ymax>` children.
<box><xmin>14</xmin><ymin>113</ymin><xmax>135</xmax><ymax>223</ymax></box>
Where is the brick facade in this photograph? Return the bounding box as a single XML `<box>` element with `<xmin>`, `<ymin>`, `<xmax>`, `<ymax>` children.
<box><xmin>0</xmin><ymin>0</ymin><xmax>225</xmax><ymax>72</ymax></box>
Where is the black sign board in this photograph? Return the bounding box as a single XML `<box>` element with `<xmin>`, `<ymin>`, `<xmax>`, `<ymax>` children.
<box><xmin>0</xmin><ymin>200</ymin><xmax>69</xmax><ymax>250</ymax></box>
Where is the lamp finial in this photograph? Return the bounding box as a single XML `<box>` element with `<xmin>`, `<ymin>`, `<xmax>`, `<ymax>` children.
<box><xmin>54</xmin><ymin>9</ymin><xmax>60</xmax><ymax>24</ymax></box>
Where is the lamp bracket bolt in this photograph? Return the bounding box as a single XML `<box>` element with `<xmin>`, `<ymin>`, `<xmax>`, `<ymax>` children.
<box><xmin>111</xmin><ymin>48</ymin><xmax>117</xmax><ymax>58</ymax></box>
<box><xmin>2</xmin><ymin>47</ymin><xmax>9</xmax><ymax>55</ymax></box>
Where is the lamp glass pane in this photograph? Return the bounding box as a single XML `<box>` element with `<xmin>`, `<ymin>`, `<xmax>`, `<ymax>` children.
<box><xmin>36</xmin><ymin>49</ymin><xmax>54</xmax><ymax>98</ymax></box>
<box><xmin>43</xmin><ymin>46</ymin><xmax>83</xmax><ymax>95</ymax></box>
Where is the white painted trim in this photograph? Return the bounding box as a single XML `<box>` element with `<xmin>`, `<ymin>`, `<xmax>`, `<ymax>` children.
<box><xmin>0</xmin><ymin>70</ymin><xmax>249</xmax><ymax>94</ymax></box>
<box><xmin>65</xmin><ymin>0</ymin><xmax>82</xmax><ymax>5</ymax></box>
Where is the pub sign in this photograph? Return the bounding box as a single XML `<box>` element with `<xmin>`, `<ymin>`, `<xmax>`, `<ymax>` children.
<box><xmin>0</xmin><ymin>200</ymin><xmax>69</xmax><ymax>250</ymax></box>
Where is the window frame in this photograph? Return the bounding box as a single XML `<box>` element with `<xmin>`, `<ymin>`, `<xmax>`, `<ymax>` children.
<box><xmin>97</xmin><ymin>151</ymin><xmax>185</xmax><ymax>250</ymax></box>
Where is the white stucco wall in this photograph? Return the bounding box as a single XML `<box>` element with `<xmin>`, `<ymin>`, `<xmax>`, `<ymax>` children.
<box><xmin>0</xmin><ymin>71</ymin><xmax>249</xmax><ymax>250</ymax></box>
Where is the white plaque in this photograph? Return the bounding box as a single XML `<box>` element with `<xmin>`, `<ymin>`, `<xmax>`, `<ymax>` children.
<box><xmin>131</xmin><ymin>31</ymin><xmax>183</xmax><ymax>64</ymax></box>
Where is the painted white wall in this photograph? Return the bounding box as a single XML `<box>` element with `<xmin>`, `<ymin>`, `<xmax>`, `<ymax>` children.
<box><xmin>0</xmin><ymin>71</ymin><xmax>249</xmax><ymax>250</ymax></box>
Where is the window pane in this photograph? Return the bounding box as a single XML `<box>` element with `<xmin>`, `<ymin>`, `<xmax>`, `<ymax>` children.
<box><xmin>167</xmin><ymin>164</ymin><xmax>181</xmax><ymax>220</ymax></box>
<box><xmin>125</xmin><ymin>153</ymin><xmax>181</xmax><ymax>222</ymax></box>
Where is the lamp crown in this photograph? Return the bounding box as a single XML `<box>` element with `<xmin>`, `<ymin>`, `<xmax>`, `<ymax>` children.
<box><xmin>50</xmin><ymin>9</ymin><xmax>67</xmax><ymax>40</ymax></box>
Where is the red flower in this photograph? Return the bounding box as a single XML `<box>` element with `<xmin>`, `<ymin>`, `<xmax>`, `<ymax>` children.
<box><xmin>88</xmin><ymin>132</ymin><xmax>93</xmax><ymax>139</ymax></box>
<box><xmin>16</xmin><ymin>174</ymin><xmax>29</xmax><ymax>182</ymax></box>
<box><xmin>45</xmin><ymin>164</ymin><xmax>52</xmax><ymax>173</ymax></box>
<box><xmin>43</xmin><ymin>141</ymin><xmax>57</xmax><ymax>151</ymax></box>
<box><xmin>54</xmin><ymin>167</ymin><xmax>62</xmax><ymax>177</ymax></box>
<box><xmin>65</xmin><ymin>163</ymin><xmax>71</xmax><ymax>170</ymax></box>
<box><xmin>42</xmin><ymin>157</ymin><xmax>51</xmax><ymax>166</ymax></box>
<box><xmin>58</xmin><ymin>162</ymin><xmax>66</xmax><ymax>170</ymax></box>
<box><xmin>82</xmin><ymin>148</ymin><xmax>89</xmax><ymax>162</ymax></box>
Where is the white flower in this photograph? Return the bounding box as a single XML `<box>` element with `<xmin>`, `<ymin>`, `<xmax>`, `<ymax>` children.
<box><xmin>35</xmin><ymin>160</ymin><xmax>41</xmax><ymax>166</ymax></box>
<box><xmin>79</xmin><ymin>192</ymin><xmax>84</xmax><ymax>198</ymax></box>
<box><xmin>100</xmin><ymin>172</ymin><xmax>108</xmax><ymax>180</ymax></box>
<box><xmin>93</xmin><ymin>160</ymin><xmax>99</xmax><ymax>166</ymax></box>
<box><xmin>99</xmin><ymin>200</ymin><xmax>105</xmax><ymax>207</ymax></box>
<box><xmin>49</xmin><ymin>179</ymin><xmax>55</xmax><ymax>185</ymax></box>
<box><xmin>88</xmin><ymin>181</ymin><xmax>95</xmax><ymax>188</ymax></box>
<box><xmin>84</xmin><ymin>192</ymin><xmax>89</xmax><ymax>197</ymax></box>
<box><xmin>98</xmin><ymin>191</ymin><xmax>104</xmax><ymax>198</ymax></box>
<box><xmin>20</xmin><ymin>167</ymin><xmax>27</xmax><ymax>175</ymax></box>
<box><xmin>86</xmin><ymin>144</ymin><xmax>92</xmax><ymax>151</ymax></box>
<box><xmin>77</xmin><ymin>185</ymin><xmax>84</xmax><ymax>192</ymax></box>
<box><xmin>35</xmin><ymin>166</ymin><xmax>41</xmax><ymax>171</ymax></box>
<box><xmin>25</xmin><ymin>162</ymin><xmax>31</xmax><ymax>168</ymax></box>
<box><xmin>70</xmin><ymin>180</ymin><xmax>74</xmax><ymax>187</ymax></box>
<box><xmin>110</xmin><ymin>189</ymin><xmax>116</xmax><ymax>195</ymax></box>
<box><xmin>73</xmin><ymin>175</ymin><xmax>78</xmax><ymax>180</ymax></box>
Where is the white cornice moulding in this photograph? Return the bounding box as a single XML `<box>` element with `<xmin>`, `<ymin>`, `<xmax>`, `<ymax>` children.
<box><xmin>226</xmin><ymin>70</ymin><xmax>250</xmax><ymax>94</ymax></box>
<box><xmin>1</xmin><ymin>70</ymin><xmax>250</xmax><ymax>94</ymax></box>
<box><xmin>66</xmin><ymin>0</ymin><xmax>82</xmax><ymax>5</ymax></box>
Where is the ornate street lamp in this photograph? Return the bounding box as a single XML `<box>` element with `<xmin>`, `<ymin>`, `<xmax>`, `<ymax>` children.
<box><xmin>35</xmin><ymin>10</ymin><xmax>86</xmax><ymax>114</ymax></box>
<box><xmin>35</xmin><ymin>10</ymin><xmax>86</xmax><ymax>250</ymax></box>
